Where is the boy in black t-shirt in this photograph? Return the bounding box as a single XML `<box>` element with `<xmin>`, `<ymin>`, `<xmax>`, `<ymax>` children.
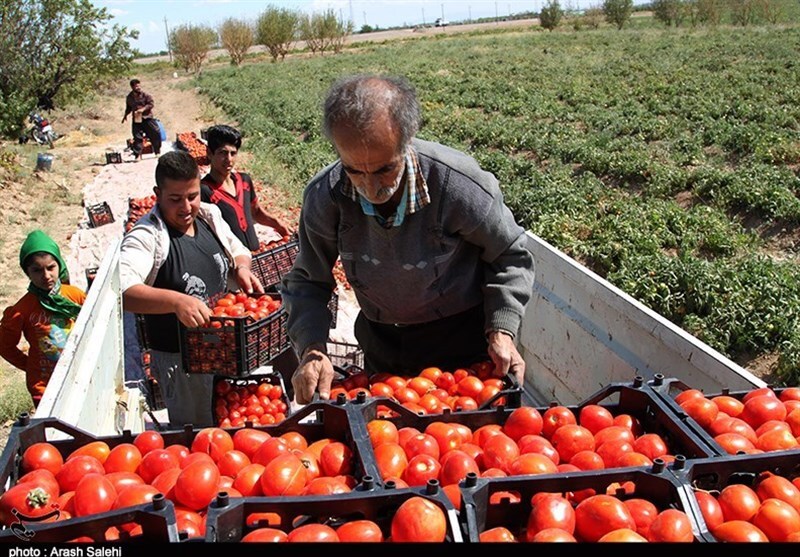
<box><xmin>201</xmin><ymin>125</ymin><xmax>291</xmax><ymax>251</ymax></box>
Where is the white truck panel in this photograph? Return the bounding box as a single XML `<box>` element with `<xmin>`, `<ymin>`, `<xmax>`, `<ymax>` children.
<box><xmin>35</xmin><ymin>239</ymin><xmax>144</xmax><ymax>436</ymax></box>
<box><xmin>519</xmin><ymin>232</ymin><xmax>765</xmax><ymax>405</ymax></box>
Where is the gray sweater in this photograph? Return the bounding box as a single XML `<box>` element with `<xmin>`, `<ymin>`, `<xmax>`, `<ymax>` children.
<box><xmin>281</xmin><ymin>138</ymin><xmax>536</xmax><ymax>357</ymax></box>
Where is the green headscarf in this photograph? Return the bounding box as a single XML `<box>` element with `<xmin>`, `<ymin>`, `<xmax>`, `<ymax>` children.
<box><xmin>20</xmin><ymin>230</ymin><xmax>82</xmax><ymax>320</ymax></box>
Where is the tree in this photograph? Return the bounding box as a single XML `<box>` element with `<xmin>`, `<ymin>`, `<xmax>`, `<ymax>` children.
<box><xmin>0</xmin><ymin>0</ymin><xmax>137</xmax><ymax>137</ymax></box>
<box><xmin>688</xmin><ymin>0</ymin><xmax>723</xmax><ymax>25</ymax></box>
<box><xmin>539</xmin><ymin>1</ymin><xmax>564</xmax><ymax>31</ymax></box>
<box><xmin>219</xmin><ymin>17</ymin><xmax>254</xmax><ymax>66</ymax></box>
<box><xmin>320</xmin><ymin>9</ymin><xmax>353</xmax><ymax>54</ymax></box>
<box><xmin>730</xmin><ymin>0</ymin><xmax>757</xmax><ymax>26</ymax></box>
<box><xmin>256</xmin><ymin>6</ymin><xmax>300</xmax><ymax>62</ymax></box>
<box><xmin>170</xmin><ymin>24</ymin><xmax>217</xmax><ymax>74</ymax></box>
<box><xmin>583</xmin><ymin>6</ymin><xmax>604</xmax><ymax>28</ymax></box>
<box><xmin>602</xmin><ymin>0</ymin><xmax>633</xmax><ymax>29</ymax></box>
<box><xmin>653</xmin><ymin>0</ymin><xmax>687</xmax><ymax>26</ymax></box>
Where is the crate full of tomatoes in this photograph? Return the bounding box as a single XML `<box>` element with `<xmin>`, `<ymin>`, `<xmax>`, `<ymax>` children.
<box><xmin>180</xmin><ymin>291</ymin><xmax>289</xmax><ymax>377</ymax></box>
<box><xmin>212</xmin><ymin>372</ymin><xmax>291</xmax><ymax>428</ymax></box>
<box><xmin>176</xmin><ymin>131</ymin><xmax>209</xmax><ymax>166</ymax></box>
<box><xmin>250</xmin><ymin>236</ymin><xmax>299</xmax><ymax>288</ymax></box>
<box><xmin>86</xmin><ymin>201</ymin><xmax>115</xmax><ymax>228</ymax></box>
<box><xmin>125</xmin><ymin>194</ymin><xmax>156</xmax><ymax>232</ymax></box>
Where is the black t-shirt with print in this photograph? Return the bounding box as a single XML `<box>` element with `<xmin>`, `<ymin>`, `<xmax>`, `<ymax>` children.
<box><xmin>200</xmin><ymin>172</ymin><xmax>259</xmax><ymax>251</ymax></box>
<box><xmin>144</xmin><ymin>218</ymin><xmax>230</xmax><ymax>353</ymax></box>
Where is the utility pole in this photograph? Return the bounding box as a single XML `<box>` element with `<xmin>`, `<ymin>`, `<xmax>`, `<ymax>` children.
<box><xmin>363</xmin><ymin>10</ymin><xmax>367</xmax><ymax>27</ymax></box>
<box><xmin>441</xmin><ymin>3</ymin><xmax>444</xmax><ymax>21</ymax></box>
<box><xmin>349</xmin><ymin>0</ymin><xmax>354</xmax><ymax>26</ymax></box>
<box><xmin>422</xmin><ymin>7</ymin><xmax>426</xmax><ymax>25</ymax></box>
<box><xmin>495</xmin><ymin>1</ymin><xmax>499</xmax><ymax>23</ymax></box>
<box><xmin>469</xmin><ymin>6</ymin><xmax>472</xmax><ymax>23</ymax></box>
<box><xmin>164</xmin><ymin>16</ymin><xmax>172</xmax><ymax>62</ymax></box>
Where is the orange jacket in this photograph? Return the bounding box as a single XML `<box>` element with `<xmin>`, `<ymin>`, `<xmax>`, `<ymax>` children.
<box><xmin>0</xmin><ymin>285</ymin><xmax>86</xmax><ymax>404</ymax></box>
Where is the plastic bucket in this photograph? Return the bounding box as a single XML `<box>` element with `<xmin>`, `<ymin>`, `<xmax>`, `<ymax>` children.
<box><xmin>36</xmin><ymin>153</ymin><xmax>54</xmax><ymax>171</ymax></box>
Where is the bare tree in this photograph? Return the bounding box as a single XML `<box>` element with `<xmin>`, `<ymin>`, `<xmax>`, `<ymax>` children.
<box><xmin>219</xmin><ymin>17</ymin><xmax>253</xmax><ymax>66</ymax></box>
<box><xmin>256</xmin><ymin>6</ymin><xmax>300</xmax><ymax>62</ymax></box>
<box><xmin>755</xmin><ymin>0</ymin><xmax>782</xmax><ymax>24</ymax></box>
<box><xmin>730</xmin><ymin>0</ymin><xmax>757</xmax><ymax>26</ymax></box>
<box><xmin>171</xmin><ymin>24</ymin><xmax>217</xmax><ymax>74</ymax></box>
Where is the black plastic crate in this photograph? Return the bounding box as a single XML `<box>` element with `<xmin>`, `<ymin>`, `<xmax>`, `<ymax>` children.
<box><xmin>250</xmin><ymin>238</ymin><xmax>299</xmax><ymax>289</ymax></box>
<box><xmin>203</xmin><ymin>481</ymin><xmax>462</xmax><ymax>542</ymax></box>
<box><xmin>86</xmin><ymin>201</ymin><xmax>115</xmax><ymax>228</ymax></box>
<box><xmin>179</xmin><ymin>292</ymin><xmax>289</xmax><ymax>377</ymax></box>
<box><xmin>105</xmin><ymin>151</ymin><xmax>122</xmax><ymax>164</ymax></box>
<box><xmin>84</xmin><ymin>266</ymin><xmax>98</xmax><ymax>291</ymax></box>
<box><xmin>328</xmin><ymin>290</ymin><xmax>339</xmax><ymax>329</ymax></box>
<box><xmin>668</xmin><ymin>451</ymin><xmax>800</xmax><ymax>542</ymax></box>
<box><xmin>459</xmin><ymin>463</ymin><xmax>704</xmax><ymax>542</ymax></box>
<box><xmin>212</xmin><ymin>371</ymin><xmax>291</xmax><ymax>427</ymax></box>
<box><xmin>327</xmin><ymin>340</ymin><xmax>365</xmax><ymax>369</ymax></box>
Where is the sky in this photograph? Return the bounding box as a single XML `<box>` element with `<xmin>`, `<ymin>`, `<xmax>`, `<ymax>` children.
<box><xmin>92</xmin><ymin>0</ymin><xmax>649</xmax><ymax>55</ymax></box>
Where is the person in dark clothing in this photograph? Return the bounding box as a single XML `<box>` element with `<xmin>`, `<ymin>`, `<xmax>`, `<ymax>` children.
<box><xmin>122</xmin><ymin>79</ymin><xmax>162</xmax><ymax>161</ymax></box>
<box><xmin>201</xmin><ymin>125</ymin><xmax>291</xmax><ymax>250</ymax></box>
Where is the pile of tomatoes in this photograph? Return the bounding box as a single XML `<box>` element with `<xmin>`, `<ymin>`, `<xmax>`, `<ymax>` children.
<box><xmin>176</xmin><ymin>131</ymin><xmax>209</xmax><ymax>166</ymax></box>
<box><xmin>125</xmin><ymin>195</ymin><xmax>156</xmax><ymax>232</ymax></box>
<box><xmin>213</xmin><ymin>378</ymin><xmax>289</xmax><ymax>428</ymax></box>
<box><xmin>209</xmin><ymin>291</ymin><xmax>282</xmax><ymax>324</ymax></box>
<box><xmin>330</xmin><ymin>362</ymin><xmax>511</xmax><ymax>415</ymax></box>
<box><xmin>674</xmin><ymin>386</ymin><xmax>800</xmax><ymax>454</ymax></box>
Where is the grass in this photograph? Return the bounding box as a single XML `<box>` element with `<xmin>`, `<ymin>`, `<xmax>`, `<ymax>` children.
<box><xmin>0</xmin><ymin>364</ymin><xmax>34</xmax><ymax>423</ymax></box>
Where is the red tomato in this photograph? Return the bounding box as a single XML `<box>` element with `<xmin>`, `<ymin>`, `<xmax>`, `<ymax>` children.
<box><xmin>756</xmin><ymin>428</ymin><xmax>799</xmax><ymax>452</ymax></box>
<box><xmin>631</xmin><ymin>433</ymin><xmax>669</xmax><ymax>461</ymax></box>
<box><xmin>241</xmin><ymin>527</ymin><xmax>288</xmax><ymax>542</ymax></box>
<box><xmin>424</xmin><ymin>422</ymin><xmax>463</xmax><ymax>455</ymax></box>
<box><xmin>742</xmin><ymin>387</ymin><xmax>778</xmax><ymax>403</ymax></box>
<box><xmin>596</xmin><ymin>439</ymin><xmax>634</xmax><ymax>468</ymax></box>
<box><xmin>319</xmin><ymin>441</ymin><xmax>354</xmax><ymax>476</ymax></box>
<box><xmin>712</xmin><ymin>395</ymin><xmax>745</xmax><ymax>417</ymax></box>
<box><xmin>335</xmin><ymin>519</ymin><xmax>384</xmax><ymax>542</ymax></box>
<box><xmin>712</xmin><ymin>520</ymin><xmax>769</xmax><ymax>542</ymax></box>
<box><xmin>112</xmin><ymin>483</ymin><xmax>159</xmax><ymax>510</ymax></box>
<box><xmin>73</xmin><ymin>474</ymin><xmax>116</xmax><ymax>517</ymax></box>
<box><xmin>104</xmin><ymin>471</ymin><xmax>144</xmax><ymax>493</ymax></box>
<box><xmin>518</xmin><ymin>435</ymin><xmax>560</xmax><ymax>465</ymax></box>
<box><xmin>694</xmin><ymin>490</ymin><xmax>724</xmax><ymax>531</ymax></box>
<box><xmin>674</xmin><ymin>388</ymin><xmax>705</xmax><ymax>406</ymax></box>
<box><xmin>165</xmin><ymin>444</ymin><xmax>190</xmax><ymax>467</ymax></box>
<box><xmin>0</xmin><ymin>481</ymin><xmax>59</xmax><ymax>527</ymax></box>
<box><xmin>647</xmin><ymin>509</ymin><xmax>694</xmax><ymax>542</ymax></box>
<box><xmin>568</xmin><ymin>450</ymin><xmax>605</xmax><ymax>471</ymax></box>
<box><xmin>740</xmin><ymin>395</ymin><xmax>787</xmax><ymax>429</ymax></box>
<box><xmin>718</xmin><ymin>484</ymin><xmax>761</xmax><ymax>522</ymax></box>
<box><xmin>367</xmin><ymin>419</ymin><xmax>399</xmax><ymax>448</ymax></box>
<box><xmin>529</xmin><ymin>528</ymin><xmax>577</xmax><ymax>542</ymax></box>
<box><xmin>287</xmin><ymin>523</ymin><xmax>339</xmax><ymax>542</ymax></box>
<box><xmin>502</xmin><ymin>406</ymin><xmax>544</xmax><ymax>441</ymax></box>
<box><xmin>481</xmin><ymin>432</ymin><xmax>520</xmax><ymax>473</ymax></box>
<box><xmin>56</xmin><ymin>455</ymin><xmax>105</xmax><ymax>492</ymax></box>
<box><xmin>623</xmin><ymin>498</ymin><xmax>658</xmax><ymax>538</ymax></box>
<box><xmin>550</xmin><ymin>424</ymin><xmax>595</xmax><ymax>463</ymax></box>
<box><xmin>374</xmin><ymin>442</ymin><xmax>409</xmax><ymax>479</ymax></box>
<box><xmin>191</xmin><ymin>427</ymin><xmax>234</xmax><ymax>462</ymax></box>
<box><xmin>174</xmin><ymin>460</ymin><xmax>221</xmax><ymax>511</ymax></box>
<box><xmin>21</xmin><ymin>442</ymin><xmax>64</xmax><ymax>475</ymax></box>
<box><xmin>217</xmin><ymin>450</ymin><xmax>251</xmax><ymax>478</ymax></box>
<box><xmin>439</xmin><ymin>450</ymin><xmax>480</xmax><ymax>486</ymax></box>
<box><xmin>480</xmin><ymin>526</ymin><xmax>516</xmax><ymax>542</ymax></box>
<box><xmin>303</xmin><ymin>477</ymin><xmax>351</xmax><ymax>495</ymax></box>
<box><xmin>578</xmin><ymin>404</ymin><xmax>614</xmax><ymax>435</ymax></box>
<box><xmin>407</xmin><ymin>376</ymin><xmax>436</xmax><ymax>397</ymax></box>
<box><xmin>251</xmin><ymin>437</ymin><xmax>291</xmax><ymax>466</ymax></box>
<box><xmin>751</xmin><ymin>498</ymin><xmax>800</xmax><ymax>542</ymax></box>
<box><xmin>613</xmin><ymin>413</ymin><xmax>643</xmax><ymax>436</ymax></box>
<box><xmin>391</xmin><ymin>496</ymin><xmax>447</xmax><ymax>542</ymax></box>
<box><xmin>67</xmin><ymin>441</ymin><xmax>111</xmax><ymax>464</ymax></box>
<box><xmin>294</xmin><ymin>450</ymin><xmax>321</xmax><ymax>482</ymax></box>
<box><xmin>401</xmin><ymin>454</ymin><xmax>441</xmax><ymax>487</ymax></box>
<box><xmin>714</xmin><ymin>432</ymin><xmax>756</xmax><ymax>455</ymax></box>
<box><xmin>133</xmin><ymin>431</ymin><xmax>165</xmax><ymax>456</ymax></box>
<box><xmin>150</xmin><ymin>468</ymin><xmax>180</xmax><ymax>502</ymax></box>
<box><xmin>526</xmin><ymin>493</ymin><xmax>576</xmax><ymax>538</ymax></box>
<box><xmin>260</xmin><ymin>453</ymin><xmax>307</xmax><ymax>496</ymax></box>
<box><xmin>104</xmin><ymin>443</ymin><xmax>143</xmax><ymax>474</ymax></box>
<box><xmin>680</xmin><ymin>396</ymin><xmax>719</xmax><ymax>429</ymax></box>
<box><xmin>597</xmin><ymin>528</ymin><xmax>647</xmax><ymax>542</ymax></box>
<box><xmin>472</xmin><ymin>424</ymin><xmax>503</xmax><ymax>448</ymax></box>
<box><xmin>756</xmin><ymin>474</ymin><xmax>800</xmax><ymax>511</ymax></box>
<box><xmin>137</xmin><ymin>448</ymin><xmax>181</xmax><ymax>484</ymax></box>
<box><xmin>541</xmin><ymin>405</ymin><xmax>577</xmax><ymax>439</ymax></box>
<box><xmin>402</xmin><ymin>432</ymin><xmax>441</xmax><ymax>461</ymax></box>
<box><xmin>232</xmin><ymin>463</ymin><xmax>265</xmax><ymax>497</ymax></box>
<box><xmin>574</xmin><ymin>494</ymin><xmax>636</xmax><ymax>542</ymax></box>
<box><xmin>592</xmin><ymin>425</ymin><xmax>635</xmax><ymax>448</ymax></box>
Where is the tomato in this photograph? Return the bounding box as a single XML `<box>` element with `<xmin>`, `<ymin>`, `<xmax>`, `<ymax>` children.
<box><xmin>568</xmin><ymin>450</ymin><xmax>605</xmax><ymax>471</ymax></box>
<box><xmin>137</xmin><ymin>448</ymin><xmax>181</xmax><ymax>484</ymax></box>
<box><xmin>104</xmin><ymin>471</ymin><xmax>144</xmax><ymax>493</ymax></box>
<box><xmin>241</xmin><ymin>527</ymin><xmax>288</xmax><ymax>542</ymax></box>
<box><xmin>21</xmin><ymin>442</ymin><xmax>64</xmax><ymax>475</ymax></box>
<box><xmin>401</xmin><ymin>454</ymin><xmax>441</xmax><ymax>487</ymax></box>
<box><xmin>472</xmin><ymin>424</ymin><xmax>503</xmax><ymax>448</ymax></box>
<box><xmin>616</xmin><ymin>452</ymin><xmax>653</xmax><ymax>467</ymax></box>
<box><xmin>550</xmin><ymin>424</ymin><xmax>595</xmax><ymax>463</ymax></box>
<box><xmin>287</xmin><ymin>523</ymin><xmax>339</xmax><ymax>542</ymax></box>
<box><xmin>756</xmin><ymin>474</ymin><xmax>800</xmax><ymax>511</ymax></box>
<box><xmin>502</xmin><ymin>406</ymin><xmax>544</xmax><ymax>441</ymax></box>
<box><xmin>0</xmin><ymin>482</ymin><xmax>59</xmax><ymax>526</ymax></box>
<box><xmin>374</xmin><ymin>442</ymin><xmax>408</xmax><ymax>479</ymax></box>
<box><xmin>165</xmin><ymin>444</ymin><xmax>190</xmax><ymax>466</ymax></box>
<box><xmin>718</xmin><ymin>483</ymin><xmax>760</xmax><ymax>522</ymax></box>
<box><xmin>391</xmin><ymin>496</ymin><xmax>447</xmax><ymax>542</ymax></box>
<box><xmin>712</xmin><ymin>395</ymin><xmax>745</xmax><ymax>417</ymax></box>
<box><xmin>232</xmin><ymin>463</ymin><xmax>265</xmax><ymax>497</ymax></box>
<box><xmin>596</xmin><ymin>439</ymin><xmax>634</xmax><ymax>468</ymax></box>
<box><xmin>529</xmin><ymin>527</ymin><xmax>577</xmax><ymax>542</ymax></box>
<box><xmin>439</xmin><ymin>450</ymin><xmax>480</xmax><ymax>486</ymax></box>
<box><xmin>480</xmin><ymin>526</ymin><xmax>516</xmax><ymax>542</ymax></box>
<box><xmin>67</xmin><ymin>441</ymin><xmax>111</xmax><ymax>464</ymax></box>
<box><xmin>482</xmin><ymin>468</ymin><xmax>508</xmax><ymax>478</ymax></box>
<box><xmin>56</xmin><ymin>455</ymin><xmax>104</xmax><ymax>492</ymax></box>
<box><xmin>597</xmin><ymin>528</ymin><xmax>647</xmax><ymax>542</ymax></box>
<box><xmin>517</xmin><ymin>435</ymin><xmax>559</xmax><ymax>464</ymax></box>
<box><xmin>756</xmin><ymin>428</ymin><xmax>799</xmax><ymax>452</ymax></box>
<box><xmin>181</xmin><ymin>452</ymin><xmax>216</xmax><ymax>469</ymax></box>
<box><xmin>526</xmin><ymin>493</ymin><xmax>576</xmax><ymax>538</ymax></box>
<box><xmin>452</xmin><ymin>396</ymin><xmax>479</xmax><ymax>411</ymax></box>
<box><xmin>714</xmin><ymin>432</ymin><xmax>756</xmax><ymax>455</ymax></box>
<box><xmin>260</xmin><ymin>453</ymin><xmax>307</xmax><ymax>496</ymax></box>
<box><xmin>740</xmin><ymin>395</ymin><xmax>788</xmax><ymax>430</ymax></box>
<box><xmin>456</xmin><ymin>375</ymin><xmax>484</xmax><ymax>399</ymax></box>
<box><xmin>335</xmin><ymin>519</ymin><xmax>384</xmax><ymax>542</ymax></box>
<box><xmin>217</xmin><ymin>450</ymin><xmax>251</xmax><ymax>478</ymax></box>
<box><xmin>630</xmin><ymin>433</ymin><xmax>669</xmax><ymax>461</ymax></box>
<box><xmin>370</xmin><ymin>382</ymin><xmax>395</xmax><ymax>398</ymax></box>
<box><xmin>541</xmin><ymin>406</ymin><xmax>577</xmax><ymax>439</ymax></box>
<box><xmin>191</xmin><ymin>427</ymin><xmax>234</xmax><ymax>462</ymax></box>
<box><xmin>680</xmin><ymin>396</ymin><xmax>719</xmax><ymax>429</ymax></box>
<box><xmin>112</xmin><ymin>483</ymin><xmax>159</xmax><ymax>511</ymax></box>
<box><xmin>424</xmin><ymin>422</ymin><xmax>463</xmax><ymax>455</ymax></box>
<box><xmin>251</xmin><ymin>437</ymin><xmax>291</xmax><ymax>466</ymax></box>
<box><xmin>367</xmin><ymin>419</ymin><xmax>399</xmax><ymax>448</ymax></box>
<box><xmin>674</xmin><ymin>388</ymin><xmax>705</xmax><ymax>406</ymax></box>
<box><xmin>692</xmin><ymin>490</ymin><xmax>723</xmax><ymax>532</ymax></box>
<box><xmin>133</xmin><ymin>431</ymin><xmax>165</xmax><ymax>456</ymax></box>
<box><xmin>623</xmin><ymin>498</ymin><xmax>658</xmax><ymax>538</ymax></box>
<box><xmin>481</xmin><ymin>432</ymin><xmax>520</xmax><ymax>473</ymax></box>
<box><xmin>319</xmin><ymin>441</ymin><xmax>354</xmax><ymax>476</ymax></box>
<box><xmin>712</xmin><ymin>520</ymin><xmax>769</xmax><ymax>542</ymax></box>
<box><xmin>574</xmin><ymin>494</ymin><xmax>636</xmax><ymax>542</ymax></box>
<box><xmin>578</xmin><ymin>404</ymin><xmax>614</xmax><ymax>435</ymax></box>
<box><xmin>303</xmin><ymin>477</ymin><xmax>351</xmax><ymax>495</ymax></box>
<box><xmin>593</xmin><ymin>426</ymin><xmax>635</xmax><ymax>448</ymax></box>
<box><xmin>174</xmin><ymin>460</ymin><xmax>221</xmax><ymax>511</ymax></box>
<box><xmin>434</xmin><ymin>372</ymin><xmax>456</xmax><ymax>391</ymax></box>
<box><xmin>646</xmin><ymin>508</ymin><xmax>694</xmax><ymax>542</ymax></box>
<box><xmin>279</xmin><ymin>431</ymin><xmax>308</xmax><ymax>452</ymax></box>
<box><xmin>73</xmin><ymin>474</ymin><xmax>116</xmax><ymax>517</ymax></box>
<box><xmin>742</xmin><ymin>387</ymin><xmax>778</xmax><ymax>403</ymax></box>
<box><xmin>402</xmin><ymin>432</ymin><xmax>440</xmax><ymax>461</ymax></box>
<box><xmin>407</xmin><ymin>376</ymin><xmax>437</xmax><ymax>397</ymax></box>
<box><xmin>104</xmin><ymin>443</ymin><xmax>143</xmax><ymax>474</ymax></box>
<box><xmin>752</xmin><ymin>498</ymin><xmax>800</xmax><ymax>541</ymax></box>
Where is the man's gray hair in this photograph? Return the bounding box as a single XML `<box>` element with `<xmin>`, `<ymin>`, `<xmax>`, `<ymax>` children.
<box><xmin>322</xmin><ymin>74</ymin><xmax>421</xmax><ymax>152</ymax></box>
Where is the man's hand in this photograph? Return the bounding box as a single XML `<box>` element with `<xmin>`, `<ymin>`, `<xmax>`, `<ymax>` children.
<box><xmin>487</xmin><ymin>330</ymin><xmax>525</xmax><ymax>385</ymax></box>
<box><xmin>292</xmin><ymin>345</ymin><xmax>334</xmax><ymax>405</ymax></box>
<box><xmin>172</xmin><ymin>294</ymin><xmax>213</xmax><ymax>328</ymax></box>
<box><xmin>234</xmin><ymin>265</ymin><xmax>264</xmax><ymax>295</ymax></box>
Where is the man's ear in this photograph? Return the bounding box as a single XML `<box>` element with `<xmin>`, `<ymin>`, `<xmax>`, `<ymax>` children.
<box><xmin>153</xmin><ymin>186</ymin><xmax>160</xmax><ymax>198</ymax></box>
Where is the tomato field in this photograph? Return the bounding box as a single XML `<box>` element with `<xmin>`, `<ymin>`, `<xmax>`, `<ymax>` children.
<box><xmin>196</xmin><ymin>23</ymin><xmax>800</xmax><ymax>384</ymax></box>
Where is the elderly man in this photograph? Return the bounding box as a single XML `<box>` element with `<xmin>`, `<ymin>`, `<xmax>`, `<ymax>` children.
<box><xmin>281</xmin><ymin>74</ymin><xmax>536</xmax><ymax>404</ymax></box>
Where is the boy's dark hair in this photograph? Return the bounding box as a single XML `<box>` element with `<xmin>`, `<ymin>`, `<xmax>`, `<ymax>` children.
<box><xmin>206</xmin><ymin>124</ymin><xmax>242</xmax><ymax>154</ymax></box>
<box><xmin>130</xmin><ymin>78</ymin><xmax>140</xmax><ymax>88</ymax></box>
<box><xmin>155</xmin><ymin>151</ymin><xmax>199</xmax><ymax>189</ymax></box>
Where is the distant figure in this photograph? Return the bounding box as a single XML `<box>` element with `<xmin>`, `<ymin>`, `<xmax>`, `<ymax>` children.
<box><xmin>122</xmin><ymin>78</ymin><xmax>162</xmax><ymax>161</ymax></box>
<box><xmin>0</xmin><ymin>230</ymin><xmax>86</xmax><ymax>408</ymax></box>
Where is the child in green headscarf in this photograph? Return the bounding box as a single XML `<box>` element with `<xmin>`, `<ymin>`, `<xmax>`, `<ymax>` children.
<box><xmin>0</xmin><ymin>230</ymin><xmax>86</xmax><ymax>407</ymax></box>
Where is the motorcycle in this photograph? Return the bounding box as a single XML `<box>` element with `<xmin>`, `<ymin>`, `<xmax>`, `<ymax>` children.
<box><xmin>19</xmin><ymin>112</ymin><xmax>58</xmax><ymax>148</ymax></box>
